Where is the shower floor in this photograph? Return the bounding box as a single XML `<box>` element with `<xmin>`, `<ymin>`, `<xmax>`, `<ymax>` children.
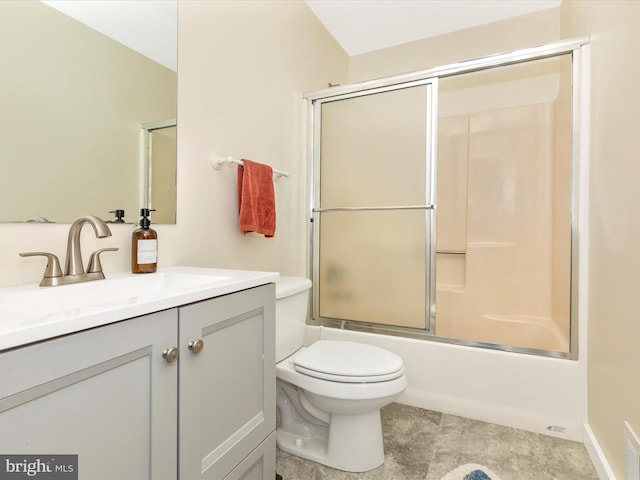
<box><xmin>275</xmin><ymin>403</ymin><xmax>598</xmax><ymax>479</ymax></box>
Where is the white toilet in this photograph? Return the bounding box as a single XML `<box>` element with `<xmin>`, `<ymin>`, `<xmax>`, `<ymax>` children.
<box><xmin>275</xmin><ymin>277</ymin><xmax>407</xmax><ymax>472</ymax></box>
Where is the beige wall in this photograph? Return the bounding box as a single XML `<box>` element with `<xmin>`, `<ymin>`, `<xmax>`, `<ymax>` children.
<box><xmin>561</xmin><ymin>1</ymin><xmax>640</xmax><ymax>477</ymax></box>
<box><xmin>0</xmin><ymin>0</ymin><xmax>347</xmax><ymax>287</ymax></box>
<box><xmin>348</xmin><ymin>8</ymin><xmax>561</xmax><ymax>83</ymax></box>
<box><xmin>175</xmin><ymin>0</ymin><xmax>347</xmax><ymax>275</ymax></box>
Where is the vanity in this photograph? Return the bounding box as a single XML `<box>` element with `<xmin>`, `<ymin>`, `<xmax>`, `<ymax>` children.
<box><xmin>0</xmin><ymin>266</ymin><xmax>278</xmax><ymax>479</ymax></box>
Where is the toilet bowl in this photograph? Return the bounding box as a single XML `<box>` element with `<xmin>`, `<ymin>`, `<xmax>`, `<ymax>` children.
<box><xmin>275</xmin><ymin>277</ymin><xmax>407</xmax><ymax>472</ymax></box>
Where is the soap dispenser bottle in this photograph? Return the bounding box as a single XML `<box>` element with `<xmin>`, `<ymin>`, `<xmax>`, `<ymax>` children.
<box><xmin>132</xmin><ymin>208</ymin><xmax>157</xmax><ymax>274</ymax></box>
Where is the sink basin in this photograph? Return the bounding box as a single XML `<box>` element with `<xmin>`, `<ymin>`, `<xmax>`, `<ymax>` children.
<box><xmin>0</xmin><ymin>266</ymin><xmax>278</xmax><ymax>351</ymax></box>
<box><xmin>0</xmin><ymin>271</ymin><xmax>229</xmax><ymax>316</ymax></box>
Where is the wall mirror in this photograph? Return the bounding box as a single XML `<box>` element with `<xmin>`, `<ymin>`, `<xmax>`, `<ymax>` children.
<box><xmin>0</xmin><ymin>1</ymin><xmax>177</xmax><ymax>224</ymax></box>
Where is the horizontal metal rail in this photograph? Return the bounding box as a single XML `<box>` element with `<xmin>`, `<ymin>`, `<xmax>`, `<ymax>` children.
<box><xmin>313</xmin><ymin>205</ymin><xmax>435</xmax><ymax>213</ymax></box>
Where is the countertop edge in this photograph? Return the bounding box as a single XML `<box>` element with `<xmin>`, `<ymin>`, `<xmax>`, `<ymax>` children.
<box><xmin>0</xmin><ymin>266</ymin><xmax>279</xmax><ymax>352</ymax></box>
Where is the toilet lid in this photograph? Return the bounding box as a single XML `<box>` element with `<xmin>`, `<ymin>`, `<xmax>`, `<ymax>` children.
<box><xmin>294</xmin><ymin>340</ymin><xmax>404</xmax><ymax>383</ymax></box>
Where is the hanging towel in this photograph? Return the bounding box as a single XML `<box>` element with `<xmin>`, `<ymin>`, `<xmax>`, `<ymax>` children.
<box><xmin>237</xmin><ymin>159</ymin><xmax>276</xmax><ymax>237</ymax></box>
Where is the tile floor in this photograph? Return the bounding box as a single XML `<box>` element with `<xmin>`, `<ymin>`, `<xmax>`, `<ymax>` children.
<box><xmin>275</xmin><ymin>403</ymin><xmax>600</xmax><ymax>480</ymax></box>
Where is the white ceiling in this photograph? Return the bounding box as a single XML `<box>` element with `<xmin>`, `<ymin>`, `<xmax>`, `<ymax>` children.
<box><xmin>305</xmin><ymin>0</ymin><xmax>563</xmax><ymax>56</ymax></box>
<box><xmin>41</xmin><ymin>0</ymin><xmax>562</xmax><ymax>70</ymax></box>
<box><xmin>41</xmin><ymin>0</ymin><xmax>178</xmax><ymax>71</ymax></box>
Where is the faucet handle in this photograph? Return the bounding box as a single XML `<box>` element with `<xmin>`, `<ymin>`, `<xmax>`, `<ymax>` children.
<box><xmin>87</xmin><ymin>248</ymin><xmax>119</xmax><ymax>274</ymax></box>
<box><xmin>19</xmin><ymin>252</ymin><xmax>63</xmax><ymax>284</ymax></box>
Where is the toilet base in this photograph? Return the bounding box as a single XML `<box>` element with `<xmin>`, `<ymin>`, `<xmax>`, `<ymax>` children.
<box><xmin>277</xmin><ymin>410</ymin><xmax>384</xmax><ymax>472</ymax></box>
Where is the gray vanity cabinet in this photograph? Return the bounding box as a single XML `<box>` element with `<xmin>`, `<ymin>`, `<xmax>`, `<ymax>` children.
<box><xmin>0</xmin><ymin>308</ymin><xmax>179</xmax><ymax>479</ymax></box>
<box><xmin>0</xmin><ymin>283</ymin><xmax>276</xmax><ymax>480</ymax></box>
<box><xmin>178</xmin><ymin>284</ymin><xmax>276</xmax><ymax>479</ymax></box>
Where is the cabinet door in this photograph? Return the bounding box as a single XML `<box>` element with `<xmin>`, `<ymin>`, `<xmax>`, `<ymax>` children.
<box><xmin>224</xmin><ymin>432</ymin><xmax>276</xmax><ymax>480</ymax></box>
<box><xmin>179</xmin><ymin>284</ymin><xmax>275</xmax><ymax>479</ymax></box>
<box><xmin>0</xmin><ymin>310</ymin><xmax>178</xmax><ymax>480</ymax></box>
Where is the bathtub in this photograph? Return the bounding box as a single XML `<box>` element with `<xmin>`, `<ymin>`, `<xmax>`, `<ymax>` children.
<box><xmin>480</xmin><ymin>314</ymin><xmax>569</xmax><ymax>352</ymax></box>
<box><xmin>304</xmin><ymin>324</ymin><xmax>586</xmax><ymax>442</ymax></box>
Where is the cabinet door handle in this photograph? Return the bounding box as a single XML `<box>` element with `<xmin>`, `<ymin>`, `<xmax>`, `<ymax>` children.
<box><xmin>162</xmin><ymin>347</ymin><xmax>179</xmax><ymax>363</ymax></box>
<box><xmin>188</xmin><ymin>339</ymin><xmax>205</xmax><ymax>355</ymax></box>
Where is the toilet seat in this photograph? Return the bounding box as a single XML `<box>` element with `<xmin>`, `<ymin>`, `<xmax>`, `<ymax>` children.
<box><xmin>294</xmin><ymin>340</ymin><xmax>404</xmax><ymax>383</ymax></box>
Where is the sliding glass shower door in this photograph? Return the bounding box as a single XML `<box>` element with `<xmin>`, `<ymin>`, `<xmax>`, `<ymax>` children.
<box><xmin>308</xmin><ymin>39</ymin><xmax>585</xmax><ymax>358</ymax></box>
<box><xmin>311</xmin><ymin>82</ymin><xmax>437</xmax><ymax>333</ymax></box>
<box><xmin>435</xmin><ymin>55</ymin><xmax>573</xmax><ymax>353</ymax></box>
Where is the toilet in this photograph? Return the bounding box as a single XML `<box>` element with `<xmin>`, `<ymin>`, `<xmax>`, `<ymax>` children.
<box><xmin>275</xmin><ymin>277</ymin><xmax>407</xmax><ymax>472</ymax></box>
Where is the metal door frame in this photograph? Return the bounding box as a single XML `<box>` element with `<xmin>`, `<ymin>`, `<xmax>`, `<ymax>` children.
<box><xmin>305</xmin><ymin>37</ymin><xmax>589</xmax><ymax>359</ymax></box>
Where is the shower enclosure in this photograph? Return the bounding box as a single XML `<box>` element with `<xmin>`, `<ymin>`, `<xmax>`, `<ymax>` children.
<box><xmin>308</xmin><ymin>39</ymin><xmax>587</xmax><ymax>358</ymax></box>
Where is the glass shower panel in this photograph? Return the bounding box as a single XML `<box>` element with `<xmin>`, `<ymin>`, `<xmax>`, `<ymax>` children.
<box><xmin>320</xmin><ymin>87</ymin><xmax>428</xmax><ymax>207</ymax></box>
<box><xmin>319</xmin><ymin>210</ymin><xmax>427</xmax><ymax>329</ymax></box>
<box><xmin>316</xmin><ymin>85</ymin><xmax>432</xmax><ymax>331</ymax></box>
<box><xmin>435</xmin><ymin>55</ymin><xmax>572</xmax><ymax>352</ymax></box>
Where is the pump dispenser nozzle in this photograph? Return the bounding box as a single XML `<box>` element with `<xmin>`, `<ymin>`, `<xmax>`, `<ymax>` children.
<box><xmin>138</xmin><ymin>208</ymin><xmax>156</xmax><ymax>229</ymax></box>
<box><xmin>108</xmin><ymin>209</ymin><xmax>125</xmax><ymax>223</ymax></box>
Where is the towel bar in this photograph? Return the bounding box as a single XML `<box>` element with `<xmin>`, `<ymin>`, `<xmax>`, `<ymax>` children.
<box><xmin>211</xmin><ymin>155</ymin><xmax>289</xmax><ymax>179</ymax></box>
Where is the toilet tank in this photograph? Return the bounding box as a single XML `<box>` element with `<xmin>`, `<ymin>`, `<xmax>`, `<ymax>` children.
<box><xmin>275</xmin><ymin>276</ymin><xmax>312</xmax><ymax>362</ymax></box>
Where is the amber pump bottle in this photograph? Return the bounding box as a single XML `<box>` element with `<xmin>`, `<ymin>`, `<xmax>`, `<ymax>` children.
<box><xmin>131</xmin><ymin>208</ymin><xmax>157</xmax><ymax>273</ymax></box>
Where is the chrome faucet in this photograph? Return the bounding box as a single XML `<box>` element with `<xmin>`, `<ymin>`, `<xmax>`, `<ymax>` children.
<box><xmin>20</xmin><ymin>215</ymin><xmax>119</xmax><ymax>287</ymax></box>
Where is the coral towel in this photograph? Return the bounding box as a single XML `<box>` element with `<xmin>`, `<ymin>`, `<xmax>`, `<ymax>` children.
<box><xmin>237</xmin><ymin>159</ymin><xmax>276</xmax><ymax>237</ymax></box>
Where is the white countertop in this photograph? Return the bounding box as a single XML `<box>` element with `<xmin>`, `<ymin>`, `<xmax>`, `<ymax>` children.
<box><xmin>0</xmin><ymin>266</ymin><xmax>279</xmax><ymax>352</ymax></box>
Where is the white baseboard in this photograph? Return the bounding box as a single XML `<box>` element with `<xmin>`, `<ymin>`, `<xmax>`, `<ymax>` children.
<box><xmin>583</xmin><ymin>422</ymin><xmax>616</xmax><ymax>480</ymax></box>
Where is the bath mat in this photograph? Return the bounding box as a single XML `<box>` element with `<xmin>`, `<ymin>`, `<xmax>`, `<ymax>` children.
<box><xmin>441</xmin><ymin>463</ymin><xmax>501</xmax><ymax>480</ymax></box>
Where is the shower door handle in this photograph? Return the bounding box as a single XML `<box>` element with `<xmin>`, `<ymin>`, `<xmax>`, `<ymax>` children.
<box><xmin>313</xmin><ymin>204</ymin><xmax>435</xmax><ymax>212</ymax></box>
